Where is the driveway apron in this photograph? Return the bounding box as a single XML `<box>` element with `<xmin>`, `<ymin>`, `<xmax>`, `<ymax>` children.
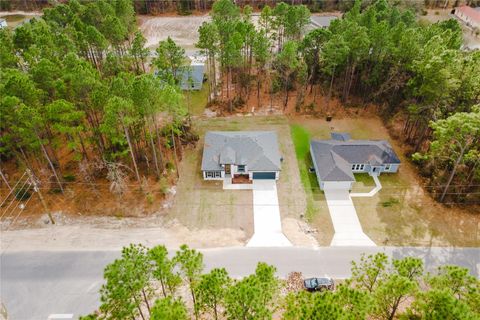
<box><xmin>324</xmin><ymin>188</ymin><xmax>376</xmax><ymax>246</ymax></box>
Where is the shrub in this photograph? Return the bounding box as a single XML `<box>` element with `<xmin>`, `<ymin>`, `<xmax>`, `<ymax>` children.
<box><xmin>15</xmin><ymin>186</ymin><xmax>31</xmax><ymax>200</ymax></box>
<box><xmin>159</xmin><ymin>178</ymin><xmax>169</xmax><ymax>196</ymax></box>
<box><xmin>146</xmin><ymin>193</ymin><xmax>154</xmax><ymax>204</ymax></box>
<box><xmin>63</xmin><ymin>173</ymin><xmax>76</xmax><ymax>182</ymax></box>
<box><xmin>381</xmin><ymin>198</ymin><xmax>400</xmax><ymax>207</ymax></box>
<box><xmin>166</xmin><ymin>162</ymin><xmax>175</xmax><ymax>171</ymax></box>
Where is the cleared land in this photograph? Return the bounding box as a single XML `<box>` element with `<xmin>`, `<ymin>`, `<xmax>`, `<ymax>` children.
<box><xmin>137</xmin><ymin>15</ymin><xmax>208</xmax><ymax>50</ymax></box>
<box><xmin>290</xmin><ymin>116</ymin><xmax>480</xmax><ymax>247</ymax></box>
<box><xmin>168</xmin><ymin>115</ymin><xmax>318</xmax><ymax>247</ymax></box>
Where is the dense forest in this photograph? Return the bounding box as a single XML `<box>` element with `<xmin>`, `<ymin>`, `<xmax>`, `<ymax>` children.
<box><xmin>81</xmin><ymin>244</ymin><xmax>480</xmax><ymax>319</ymax></box>
<box><xmin>0</xmin><ymin>0</ymin><xmax>192</xmax><ymax>201</ymax></box>
<box><xmin>3</xmin><ymin>0</ymin><xmax>480</xmax><ymax>14</ymax></box>
<box><xmin>1</xmin><ymin>0</ymin><xmax>479</xmax><ymax>207</ymax></box>
<box><xmin>199</xmin><ymin>0</ymin><xmax>480</xmax><ymax>204</ymax></box>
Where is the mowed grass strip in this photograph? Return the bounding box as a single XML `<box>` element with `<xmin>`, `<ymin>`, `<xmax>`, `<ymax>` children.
<box><xmin>290</xmin><ymin>124</ymin><xmax>319</xmax><ymax>220</ymax></box>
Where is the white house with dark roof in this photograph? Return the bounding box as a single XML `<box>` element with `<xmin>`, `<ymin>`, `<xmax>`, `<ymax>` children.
<box><xmin>201</xmin><ymin>131</ymin><xmax>282</xmax><ymax>183</ymax></box>
<box><xmin>310</xmin><ymin>133</ymin><xmax>400</xmax><ymax>191</ymax></box>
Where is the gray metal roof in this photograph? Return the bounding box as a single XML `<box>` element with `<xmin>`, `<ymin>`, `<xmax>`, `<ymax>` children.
<box><xmin>310</xmin><ymin>138</ymin><xmax>401</xmax><ymax>182</ymax></box>
<box><xmin>202</xmin><ymin>131</ymin><xmax>281</xmax><ymax>171</ymax></box>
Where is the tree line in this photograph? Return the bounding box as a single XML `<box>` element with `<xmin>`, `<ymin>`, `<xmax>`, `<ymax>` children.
<box><xmin>5</xmin><ymin>0</ymin><xmax>480</xmax><ymax>15</ymax></box>
<box><xmin>197</xmin><ymin>0</ymin><xmax>480</xmax><ymax>204</ymax></box>
<box><xmin>81</xmin><ymin>243</ymin><xmax>480</xmax><ymax>319</ymax></box>
<box><xmin>0</xmin><ymin>0</ymin><xmax>191</xmax><ymax>197</ymax></box>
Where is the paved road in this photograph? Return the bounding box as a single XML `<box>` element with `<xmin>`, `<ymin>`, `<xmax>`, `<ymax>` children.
<box><xmin>1</xmin><ymin>247</ymin><xmax>479</xmax><ymax>319</ymax></box>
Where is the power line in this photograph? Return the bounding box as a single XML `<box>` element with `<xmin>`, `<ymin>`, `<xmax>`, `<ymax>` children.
<box><xmin>0</xmin><ymin>175</ymin><xmax>31</xmax><ymax>220</ymax></box>
<box><xmin>1</xmin><ymin>180</ymin><xmax>32</xmax><ymax>222</ymax></box>
<box><xmin>0</xmin><ymin>171</ymin><xmax>27</xmax><ymax>207</ymax></box>
<box><xmin>5</xmin><ymin>190</ymin><xmax>35</xmax><ymax>232</ymax></box>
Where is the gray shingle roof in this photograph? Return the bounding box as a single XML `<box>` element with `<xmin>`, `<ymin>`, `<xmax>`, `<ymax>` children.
<box><xmin>310</xmin><ymin>138</ymin><xmax>400</xmax><ymax>182</ymax></box>
<box><xmin>202</xmin><ymin>131</ymin><xmax>281</xmax><ymax>171</ymax></box>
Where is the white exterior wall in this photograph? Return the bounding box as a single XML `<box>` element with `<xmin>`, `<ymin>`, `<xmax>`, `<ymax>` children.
<box><xmin>0</xmin><ymin>19</ymin><xmax>7</xmax><ymax>28</ymax></box>
<box><xmin>384</xmin><ymin>163</ymin><xmax>399</xmax><ymax>173</ymax></box>
<box><xmin>322</xmin><ymin>181</ymin><xmax>354</xmax><ymax>190</ymax></box>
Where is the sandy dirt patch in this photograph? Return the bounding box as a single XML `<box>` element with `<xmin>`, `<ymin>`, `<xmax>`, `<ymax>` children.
<box><xmin>137</xmin><ymin>15</ymin><xmax>209</xmax><ymax>49</ymax></box>
<box><xmin>0</xmin><ymin>215</ymin><xmax>245</xmax><ymax>253</ymax></box>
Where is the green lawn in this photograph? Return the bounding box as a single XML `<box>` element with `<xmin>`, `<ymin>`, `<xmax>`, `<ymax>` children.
<box><xmin>188</xmin><ymin>83</ymin><xmax>209</xmax><ymax>116</ymax></box>
<box><xmin>290</xmin><ymin>124</ymin><xmax>333</xmax><ymax>244</ymax></box>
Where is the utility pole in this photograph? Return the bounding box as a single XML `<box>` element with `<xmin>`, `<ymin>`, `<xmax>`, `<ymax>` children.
<box><xmin>26</xmin><ymin>169</ymin><xmax>55</xmax><ymax>225</ymax></box>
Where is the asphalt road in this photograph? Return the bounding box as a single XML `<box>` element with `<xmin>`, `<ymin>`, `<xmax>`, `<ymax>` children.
<box><xmin>1</xmin><ymin>246</ymin><xmax>479</xmax><ymax>320</ymax></box>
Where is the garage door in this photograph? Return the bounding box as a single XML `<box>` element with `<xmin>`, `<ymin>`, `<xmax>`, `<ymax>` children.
<box><xmin>252</xmin><ymin>172</ymin><xmax>276</xmax><ymax>179</ymax></box>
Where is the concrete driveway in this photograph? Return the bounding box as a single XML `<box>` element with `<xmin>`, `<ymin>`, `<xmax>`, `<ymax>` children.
<box><xmin>246</xmin><ymin>180</ymin><xmax>292</xmax><ymax>247</ymax></box>
<box><xmin>324</xmin><ymin>188</ymin><xmax>376</xmax><ymax>246</ymax></box>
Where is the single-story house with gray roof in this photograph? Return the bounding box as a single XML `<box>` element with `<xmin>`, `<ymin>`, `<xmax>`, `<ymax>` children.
<box><xmin>310</xmin><ymin>133</ymin><xmax>400</xmax><ymax>190</ymax></box>
<box><xmin>201</xmin><ymin>131</ymin><xmax>282</xmax><ymax>182</ymax></box>
<box><xmin>178</xmin><ymin>64</ymin><xmax>205</xmax><ymax>90</ymax></box>
<box><xmin>154</xmin><ymin>63</ymin><xmax>205</xmax><ymax>91</ymax></box>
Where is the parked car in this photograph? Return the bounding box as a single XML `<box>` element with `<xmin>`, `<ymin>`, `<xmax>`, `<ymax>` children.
<box><xmin>303</xmin><ymin>277</ymin><xmax>335</xmax><ymax>292</ymax></box>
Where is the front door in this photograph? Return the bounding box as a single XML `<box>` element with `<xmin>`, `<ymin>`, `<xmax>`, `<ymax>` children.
<box><xmin>225</xmin><ymin>164</ymin><xmax>231</xmax><ymax>175</ymax></box>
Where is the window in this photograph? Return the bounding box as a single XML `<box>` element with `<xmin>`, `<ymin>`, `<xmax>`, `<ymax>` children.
<box><xmin>384</xmin><ymin>164</ymin><xmax>391</xmax><ymax>171</ymax></box>
<box><xmin>352</xmin><ymin>164</ymin><xmax>363</xmax><ymax>171</ymax></box>
<box><xmin>205</xmin><ymin>171</ymin><xmax>221</xmax><ymax>178</ymax></box>
<box><xmin>237</xmin><ymin>165</ymin><xmax>246</xmax><ymax>173</ymax></box>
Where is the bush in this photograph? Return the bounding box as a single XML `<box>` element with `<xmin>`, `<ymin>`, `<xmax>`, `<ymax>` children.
<box><xmin>63</xmin><ymin>173</ymin><xmax>76</xmax><ymax>182</ymax></box>
<box><xmin>50</xmin><ymin>187</ymin><xmax>63</xmax><ymax>194</ymax></box>
<box><xmin>15</xmin><ymin>186</ymin><xmax>32</xmax><ymax>201</ymax></box>
<box><xmin>166</xmin><ymin>162</ymin><xmax>175</xmax><ymax>171</ymax></box>
<box><xmin>159</xmin><ymin>178</ymin><xmax>169</xmax><ymax>196</ymax></box>
<box><xmin>146</xmin><ymin>193</ymin><xmax>154</xmax><ymax>204</ymax></box>
<box><xmin>381</xmin><ymin>198</ymin><xmax>400</xmax><ymax>207</ymax></box>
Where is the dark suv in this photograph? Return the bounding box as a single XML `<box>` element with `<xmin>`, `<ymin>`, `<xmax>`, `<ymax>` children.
<box><xmin>303</xmin><ymin>277</ymin><xmax>335</xmax><ymax>292</ymax></box>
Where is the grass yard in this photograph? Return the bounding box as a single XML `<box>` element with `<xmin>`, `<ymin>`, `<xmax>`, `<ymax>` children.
<box><xmin>290</xmin><ymin>116</ymin><xmax>480</xmax><ymax>247</ymax></box>
<box><xmin>290</xmin><ymin>124</ymin><xmax>334</xmax><ymax>245</ymax></box>
<box><xmin>187</xmin><ymin>83</ymin><xmax>210</xmax><ymax>116</ymax></box>
<box><xmin>169</xmin><ymin>115</ymin><xmax>314</xmax><ymax>245</ymax></box>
